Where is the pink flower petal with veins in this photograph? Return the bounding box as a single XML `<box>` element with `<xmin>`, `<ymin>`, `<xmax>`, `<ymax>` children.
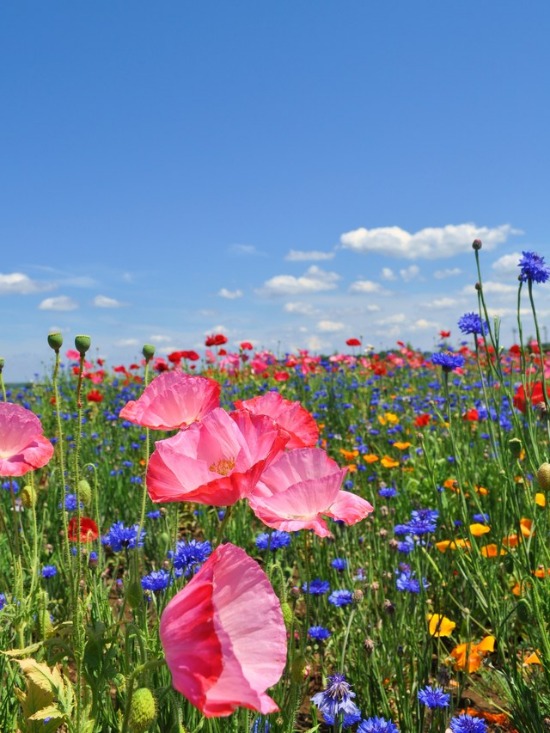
<box><xmin>249</xmin><ymin>448</ymin><xmax>373</xmax><ymax>537</ymax></box>
<box><xmin>146</xmin><ymin>408</ymin><xmax>288</xmax><ymax>505</ymax></box>
<box><xmin>119</xmin><ymin>371</ymin><xmax>221</xmax><ymax>430</ymax></box>
<box><xmin>160</xmin><ymin>543</ymin><xmax>287</xmax><ymax>717</ymax></box>
<box><xmin>0</xmin><ymin>403</ymin><xmax>54</xmax><ymax>477</ymax></box>
<box><xmin>235</xmin><ymin>391</ymin><xmax>319</xmax><ymax>449</ymax></box>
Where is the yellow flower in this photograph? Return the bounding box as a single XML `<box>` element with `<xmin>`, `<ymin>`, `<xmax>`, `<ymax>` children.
<box><xmin>535</xmin><ymin>493</ymin><xmax>546</xmax><ymax>507</ymax></box>
<box><xmin>435</xmin><ymin>538</ymin><xmax>471</xmax><ymax>552</ymax></box>
<box><xmin>380</xmin><ymin>455</ymin><xmax>399</xmax><ymax>469</ymax></box>
<box><xmin>378</xmin><ymin>411</ymin><xmax>399</xmax><ymax>426</ymax></box>
<box><xmin>363</xmin><ymin>454</ymin><xmax>379</xmax><ymax>464</ymax></box>
<box><xmin>428</xmin><ymin>613</ymin><xmax>456</xmax><ymax>637</ymax></box>
<box><xmin>469</xmin><ymin>523</ymin><xmax>491</xmax><ymax>537</ymax></box>
<box><xmin>393</xmin><ymin>441</ymin><xmax>411</xmax><ymax>451</ymax></box>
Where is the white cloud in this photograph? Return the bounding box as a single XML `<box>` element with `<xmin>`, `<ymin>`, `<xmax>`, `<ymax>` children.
<box><xmin>284</xmin><ymin>301</ymin><xmax>317</xmax><ymax>316</ymax></box>
<box><xmin>285</xmin><ymin>249</ymin><xmax>335</xmax><ymax>261</ymax></box>
<box><xmin>93</xmin><ymin>295</ymin><xmax>123</xmax><ymax>308</ymax></box>
<box><xmin>491</xmin><ymin>252</ymin><xmax>522</xmax><ymax>275</ymax></box>
<box><xmin>0</xmin><ymin>272</ymin><xmax>53</xmax><ymax>295</ymax></box>
<box><xmin>39</xmin><ymin>295</ymin><xmax>78</xmax><ymax>311</ymax></box>
<box><xmin>260</xmin><ymin>266</ymin><xmax>340</xmax><ymax>296</ymax></box>
<box><xmin>461</xmin><ymin>280</ymin><xmax>517</xmax><ymax>296</ymax></box>
<box><xmin>150</xmin><ymin>334</ymin><xmax>172</xmax><ymax>343</ymax></box>
<box><xmin>434</xmin><ymin>267</ymin><xmax>462</xmax><ymax>279</ymax></box>
<box><xmin>317</xmin><ymin>320</ymin><xmax>345</xmax><ymax>332</ymax></box>
<box><xmin>411</xmin><ymin>318</ymin><xmax>438</xmax><ymax>330</ymax></box>
<box><xmin>340</xmin><ymin>223</ymin><xmax>515</xmax><ymax>259</ymax></box>
<box><xmin>399</xmin><ymin>265</ymin><xmax>420</xmax><ymax>282</ymax></box>
<box><xmin>218</xmin><ymin>288</ymin><xmax>243</xmax><ymax>299</ymax></box>
<box><xmin>381</xmin><ymin>267</ymin><xmax>396</xmax><ymax>281</ymax></box>
<box><xmin>115</xmin><ymin>338</ymin><xmax>139</xmax><ymax>347</ymax></box>
<box><xmin>425</xmin><ymin>297</ymin><xmax>459</xmax><ymax>308</ymax></box>
<box><xmin>376</xmin><ymin>313</ymin><xmax>406</xmax><ymax>326</ymax></box>
<box><xmin>349</xmin><ymin>279</ymin><xmax>390</xmax><ymax>295</ymax></box>
<box><xmin>366</xmin><ymin>303</ymin><xmax>381</xmax><ymax>312</ymax></box>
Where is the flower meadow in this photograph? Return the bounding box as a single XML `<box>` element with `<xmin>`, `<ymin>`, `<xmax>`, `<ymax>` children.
<box><xmin>0</xmin><ymin>245</ymin><xmax>550</xmax><ymax>733</ymax></box>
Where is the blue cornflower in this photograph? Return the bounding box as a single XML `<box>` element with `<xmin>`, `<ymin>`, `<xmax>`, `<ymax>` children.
<box><xmin>308</xmin><ymin>625</ymin><xmax>331</xmax><ymax>640</ymax></box>
<box><xmin>255</xmin><ymin>531</ymin><xmax>291</xmax><ymax>551</ymax></box>
<box><xmin>0</xmin><ymin>594</ymin><xmax>6</xmax><ymax>611</ymax></box>
<box><xmin>141</xmin><ymin>569</ymin><xmax>172</xmax><ymax>592</ymax></box>
<box><xmin>358</xmin><ymin>716</ymin><xmax>399</xmax><ymax>733</ymax></box>
<box><xmin>302</xmin><ymin>578</ymin><xmax>330</xmax><ymax>595</ymax></box>
<box><xmin>101</xmin><ymin>521</ymin><xmax>144</xmax><ymax>552</ymax></box>
<box><xmin>472</xmin><ymin>513</ymin><xmax>489</xmax><ymax>524</ymax></box>
<box><xmin>311</xmin><ymin>674</ymin><xmax>361</xmax><ymax>722</ymax></box>
<box><xmin>518</xmin><ymin>251</ymin><xmax>550</xmax><ymax>284</ymax></box>
<box><xmin>328</xmin><ymin>590</ymin><xmax>354</xmax><ymax>607</ymax></box>
<box><xmin>250</xmin><ymin>718</ymin><xmax>271</xmax><ymax>733</ymax></box>
<box><xmin>60</xmin><ymin>493</ymin><xmax>81</xmax><ymax>512</ymax></box>
<box><xmin>146</xmin><ymin>510</ymin><xmax>161</xmax><ymax>520</ymax></box>
<box><xmin>397</xmin><ymin>538</ymin><xmax>415</xmax><ymax>554</ymax></box>
<box><xmin>396</xmin><ymin>568</ymin><xmax>429</xmax><ymax>593</ymax></box>
<box><xmin>378</xmin><ymin>485</ymin><xmax>398</xmax><ymax>498</ymax></box>
<box><xmin>432</xmin><ymin>351</ymin><xmax>465</xmax><ymax>372</ymax></box>
<box><xmin>417</xmin><ymin>684</ymin><xmax>450</xmax><ymax>709</ymax></box>
<box><xmin>41</xmin><ymin>565</ymin><xmax>57</xmax><ymax>578</ymax></box>
<box><xmin>171</xmin><ymin>539</ymin><xmax>212</xmax><ymax>576</ymax></box>
<box><xmin>323</xmin><ymin>709</ymin><xmax>363</xmax><ymax>727</ymax></box>
<box><xmin>449</xmin><ymin>713</ymin><xmax>487</xmax><ymax>733</ymax></box>
<box><xmin>408</xmin><ymin>508</ymin><xmax>439</xmax><ymax>535</ymax></box>
<box><xmin>458</xmin><ymin>312</ymin><xmax>488</xmax><ymax>336</ymax></box>
<box><xmin>331</xmin><ymin>557</ymin><xmax>348</xmax><ymax>572</ymax></box>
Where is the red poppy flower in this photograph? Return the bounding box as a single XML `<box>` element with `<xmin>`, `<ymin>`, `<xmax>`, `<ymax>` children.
<box><xmin>513</xmin><ymin>382</ymin><xmax>549</xmax><ymax>413</ymax></box>
<box><xmin>439</xmin><ymin>330</ymin><xmax>451</xmax><ymax>339</ymax></box>
<box><xmin>414</xmin><ymin>413</ymin><xmax>431</xmax><ymax>428</ymax></box>
<box><xmin>180</xmin><ymin>350</ymin><xmax>200</xmax><ymax>361</ymax></box>
<box><xmin>346</xmin><ymin>338</ymin><xmax>362</xmax><ymax>347</ymax></box>
<box><xmin>205</xmin><ymin>334</ymin><xmax>228</xmax><ymax>347</ymax></box>
<box><xmin>67</xmin><ymin>517</ymin><xmax>99</xmax><ymax>542</ymax></box>
<box><xmin>168</xmin><ymin>351</ymin><xmax>183</xmax><ymax>364</ymax></box>
<box><xmin>86</xmin><ymin>390</ymin><xmax>103</xmax><ymax>403</ymax></box>
<box><xmin>240</xmin><ymin>342</ymin><xmax>253</xmax><ymax>351</ymax></box>
<box><xmin>462</xmin><ymin>408</ymin><xmax>479</xmax><ymax>421</ymax></box>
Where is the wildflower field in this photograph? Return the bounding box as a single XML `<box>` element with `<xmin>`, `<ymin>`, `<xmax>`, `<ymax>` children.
<box><xmin>1</xmin><ymin>246</ymin><xmax>550</xmax><ymax>733</ymax></box>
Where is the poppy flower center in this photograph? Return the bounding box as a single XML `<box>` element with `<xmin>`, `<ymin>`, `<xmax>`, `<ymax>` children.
<box><xmin>208</xmin><ymin>457</ymin><xmax>236</xmax><ymax>476</ymax></box>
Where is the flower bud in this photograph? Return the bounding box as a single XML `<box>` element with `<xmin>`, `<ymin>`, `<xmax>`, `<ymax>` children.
<box><xmin>47</xmin><ymin>332</ymin><xmax>63</xmax><ymax>352</ymax></box>
<box><xmin>21</xmin><ymin>485</ymin><xmax>37</xmax><ymax>508</ymax></box>
<box><xmin>128</xmin><ymin>688</ymin><xmax>157</xmax><ymax>733</ymax></box>
<box><xmin>280</xmin><ymin>601</ymin><xmax>293</xmax><ymax>629</ymax></box>
<box><xmin>74</xmin><ymin>335</ymin><xmax>91</xmax><ymax>356</ymax></box>
<box><xmin>472</xmin><ymin>239</ymin><xmax>482</xmax><ymax>250</ymax></box>
<box><xmin>142</xmin><ymin>344</ymin><xmax>155</xmax><ymax>362</ymax></box>
<box><xmin>508</xmin><ymin>438</ymin><xmax>523</xmax><ymax>459</ymax></box>
<box><xmin>537</xmin><ymin>462</ymin><xmax>550</xmax><ymax>491</ymax></box>
<box><xmin>77</xmin><ymin>479</ymin><xmax>92</xmax><ymax>507</ymax></box>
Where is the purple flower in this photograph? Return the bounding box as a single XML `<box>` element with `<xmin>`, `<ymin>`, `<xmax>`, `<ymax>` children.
<box><xmin>518</xmin><ymin>251</ymin><xmax>550</xmax><ymax>284</ymax></box>
<box><xmin>450</xmin><ymin>713</ymin><xmax>487</xmax><ymax>733</ymax></box>
<box><xmin>141</xmin><ymin>569</ymin><xmax>172</xmax><ymax>592</ymax></box>
<box><xmin>358</xmin><ymin>716</ymin><xmax>399</xmax><ymax>733</ymax></box>
<box><xmin>311</xmin><ymin>674</ymin><xmax>361</xmax><ymax>721</ymax></box>
<box><xmin>432</xmin><ymin>351</ymin><xmax>465</xmax><ymax>372</ymax></box>
<box><xmin>101</xmin><ymin>521</ymin><xmax>144</xmax><ymax>552</ymax></box>
<box><xmin>308</xmin><ymin>625</ymin><xmax>331</xmax><ymax>640</ymax></box>
<box><xmin>396</xmin><ymin>568</ymin><xmax>429</xmax><ymax>593</ymax></box>
<box><xmin>417</xmin><ymin>684</ymin><xmax>450</xmax><ymax>708</ymax></box>
<box><xmin>171</xmin><ymin>539</ymin><xmax>212</xmax><ymax>576</ymax></box>
<box><xmin>41</xmin><ymin>565</ymin><xmax>57</xmax><ymax>578</ymax></box>
<box><xmin>328</xmin><ymin>589</ymin><xmax>354</xmax><ymax>607</ymax></box>
<box><xmin>255</xmin><ymin>531</ymin><xmax>291</xmax><ymax>551</ymax></box>
<box><xmin>302</xmin><ymin>578</ymin><xmax>330</xmax><ymax>595</ymax></box>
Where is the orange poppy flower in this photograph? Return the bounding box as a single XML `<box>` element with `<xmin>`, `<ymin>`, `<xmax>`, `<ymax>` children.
<box><xmin>435</xmin><ymin>538</ymin><xmax>471</xmax><ymax>552</ymax></box>
<box><xmin>502</xmin><ymin>533</ymin><xmax>519</xmax><ymax>548</ymax></box>
<box><xmin>428</xmin><ymin>613</ymin><xmax>456</xmax><ymax>637</ymax></box>
<box><xmin>469</xmin><ymin>523</ymin><xmax>491</xmax><ymax>537</ymax></box>
<box><xmin>481</xmin><ymin>544</ymin><xmax>506</xmax><ymax>558</ymax></box>
<box><xmin>450</xmin><ymin>635</ymin><xmax>495</xmax><ymax>672</ymax></box>
<box><xmin>535</xmin><ymin>493</ymin><xmax>546</xmax><ymax>507</ymax></box>
<box><xmin>363</xmin><ymin>454</ymin><xmax>379</xmax><ymax>464</ymax></box>
<box><xmin>339</xmin><ymin>448</ymin><xmax>359</xmax><ymax>462</ymax></box>
<box><xmin>524</xmin><ymin>651</ymin><xmax>542</xmax><ymax>665</ymax></box>
<box><xmin>520</xmin><ymin>518</ymin><xmax>533</xmax><ymax>537</ymax></box>
<box><xmin>380</xmin><ymin>456</ymin><xmax>399</xmax><ymax>469</ymax></box>
<box><xmin>393</xmin><ymin>441</ymin><xmax>411</xmax><ymax>451</ymax></box>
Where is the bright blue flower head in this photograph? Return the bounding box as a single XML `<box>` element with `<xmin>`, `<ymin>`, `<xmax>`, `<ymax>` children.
<box><xmin>308</xmin><ymin>625</ymin><xmax>331</xmax><ymax>640</ymax></box>
<box><xmin>328</xmin><ymin>589</ymin><xmax>354</xmax><ymax>607</ymax></box>
<box><xmin>41</xmin><ymin>565</ymin><xmax>57</xmax><ymax>578</ymax></box>
<box><xmin>101</xmin><ymin>521</ymin><xmax>144</xmax><ymax>552</ymax></box>
<box><xmin>432</xmin><ymin>351</ymin><xmax>465</xmax><ymax>372</ymax></box>
<box><xmin>358</xmin><ymin>716</ymin><xmax>399</xmax><ymax>733</ymax></box>
<box><xmin>458</xmin><ymin>312</ymin><xmax>488</xmax><ymax>336</ymax></box>
<box><xmin>417</xmin><ymin>684</ymin><xmax>450</xmax><ymax>708</ymax></box>
<box><xmin>311</xmin><ymin>674</ymin><xmax>361</xmax><ymax>722</ymax></box>
<box><xmin>171</xmin><ymin>539</ymin><xmax>212</xmax><ymax>576</ymax></box>
<box><xmin>449</xmin><ymin>713</ymin><xmax>488</xmax><ymax>732</ymax></box>
<box><xmin>518</xmin><ymin>251</ymin><xmax>550</xmax><ymax>284</ymax></box>
<box><xmin>255</xmin><ymin>530</ymin><xmax>291</xmax><ymax>551</ymax></box>
<box><xmin>302</xmin><ymin>578</ymin><xmax>330</xmax><ymax>595</ymax></box>
<box><xmin>141</xmin><ymin>569</ymin><xmax>172</xmax><ymax>592</ymax></box>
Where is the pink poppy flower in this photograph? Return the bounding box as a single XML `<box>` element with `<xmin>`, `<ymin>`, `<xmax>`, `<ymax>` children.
<box><xmin>0</xmin><ymin>403</ymin><xmax>54</xmax><ymax>477</ymax></box>
<box><xmin>234</xmin><ymin>392</ymin><xmax>319</xmax><ymax>449</ymax></box>
<box><xmin>160</xmin><ymin>542</ymin><xmax>286</xmax><ymax>716</ymax></box>
<box><xmin>248</xmin><ymin>448</ymin><xmax>373</xmax><ymax>538</ymax></box>
<box><xmin>147</xmin><ymin>408</ymin><xmax>288</xmax><ymax>506</ymax></box>
<box><xmin>119</xmin><ymin>371</ymin><xmax>221</xmax><ymax>430</ymax></box>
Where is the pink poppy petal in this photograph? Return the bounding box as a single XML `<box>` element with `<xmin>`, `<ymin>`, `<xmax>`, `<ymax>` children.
<box><xmin>119</xmin><ymin>371</ymin><xmax>220</xmax><ymax>430</ymax></box>
<box><xmin>160</xmin><ymin>543</ymin><xmax>286</xmax><ymax>717</ymax></box>
<box><xmin>0</xmin><ymin>403</ymin><xmax>54</xmax><ymax>477</ymax></box>
<box><xmin>325</xmin><ymin>490</ymin><xmax>374</xmax><ymax>525</ymax></box>
<box><xmin>235</xmin><ymin>392</ymin><xmax>319</xmax><ymax>449</ymax></box>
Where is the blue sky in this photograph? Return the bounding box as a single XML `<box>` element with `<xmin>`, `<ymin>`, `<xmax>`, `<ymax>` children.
<box><xmin>2</xmin><ymin>2</ymin><xmax>550</xmax><ymax>382</ymax></box>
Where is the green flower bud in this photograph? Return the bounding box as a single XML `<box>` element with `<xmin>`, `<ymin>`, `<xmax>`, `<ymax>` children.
<box><xmin>77</xmin><ymin>479</ymin><xmax>92</xmax><ymax>507</ymax></box>
<box><xmin>142</xmin><ymin>344</ymin><xmax>155</xmax><ymax>362</ymax></box>
<box><xmin>21</xmin><ymin>485</ymin><xmax>37</xmax><ymax>508</ymax></box>
<box><xmin>47</xmin><ymin>332</ymin><xmax>64</xmax><ymax>352</ymax></box>
<box><xmin>508</xmin><ymin>438</ymin><xmax>523</xmax><ymax>459</ymax></box>
<box><xmin>537</xmin><ymin>462</ymin><xmax>550</xmax><ymax>491</ymax></box>
<box><xmin>280</xmin><ymin>601</ymin><xmax>293</xmax><ymax>629</ymax></box>
<box><xmin>128</xmin><ymin>688</ymin><xmax>157</xmax><ymax>733</ymax></box>
<box><xmin>74</xmin><ymin>334</ymin><xmax>91</xmax><ymax>356</ymax></box>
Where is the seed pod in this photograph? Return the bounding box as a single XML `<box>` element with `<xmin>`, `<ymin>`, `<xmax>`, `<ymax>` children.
<box><xmin>128</xmin><ymin>688</ymin><xmax>157</xmax><ymax>733</ymax></box>
<box><xmin>47</xmin><ymin>332</ymin><xmax>63</xmax><ymax>352</ymax></box>
<box><xmin>21</xmin><ymin>485</ymin><xmax>37</xmax><ymax>508</ymax></box>
<box><xmin>74</xmin><ymin>334</ymin><xmax>91</xmax><ymax>356</ymax></box>
<box><xmin>537</xmin><ymin>462</ymin><xmax>550</xmax><ymax>491</ymax></box>
<box><xmin>77</xmin><ymin>479</ymin><xmax>92</xmax><ymax>507</ymax></box>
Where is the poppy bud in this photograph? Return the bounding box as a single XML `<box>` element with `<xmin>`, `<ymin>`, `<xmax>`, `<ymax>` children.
<box><xmin>74</xmin><ymin>335</ymin><xmax>91</xmax><ymax>356</ymax></box>
<box><xmin>280</xmin><ymin>601</ymin><xmax>293</xmax><ymax>629</ymax></box>
<box><xmin>128</xmin><ymin>688</ymin><xmax>157</xmax><ymax>733</ymax></box>
<box><xmin>472</xmin><ymin>239</ymin><xmax>482</xmax><ymax>250</ymax></box>
<box><xmin>537</xmin><ymin>462</ymin><xmax>550</xmax><ymax>491</ymax></box>
<box><xmin>47</xmin><ymin>332</ymin><xmax>63</xmax><ymax>352</ymax></box>
<box><xmin>508</xmin><ymin>438</ymin><xmax>522</xmax><ymax>458</ymax></box>
<box><xmin>77</xmin><ymin>479</ymin><xmax>92</xmax><ymax>507</ymax></box>
<box><xmin>142</xmin><ymin>343</ymin><xmax>155</xmax><ymax>362</ymax></box>
<box><xmin>21</xmin><ymin>485</ymin><xmax>37</xmax><ymax>508</ymax></box>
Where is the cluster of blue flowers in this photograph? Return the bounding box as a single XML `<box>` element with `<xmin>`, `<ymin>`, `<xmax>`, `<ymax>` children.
<box><xmin>170</xmin><ymin>539</ymin><xmax>212</xmax><ymax>576</ymax></box>
<box><xmin>101</xmin><ymin>521</ymin><xmax>144</xmax><ymax>552</ymax></box>
<box><xmin>395</xmin><ymin>565</ymin><xmax>429</xmax><ymax>593</ymax></box>
<box><xmin>141</xmin><ymin>568</ymin><xmax>172</xmax><ymax>593</ymax></box>
<box><xmin>255</xmin><ymin>530</ymin><xmax>291</xmax><ymax>551</ymax></box>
